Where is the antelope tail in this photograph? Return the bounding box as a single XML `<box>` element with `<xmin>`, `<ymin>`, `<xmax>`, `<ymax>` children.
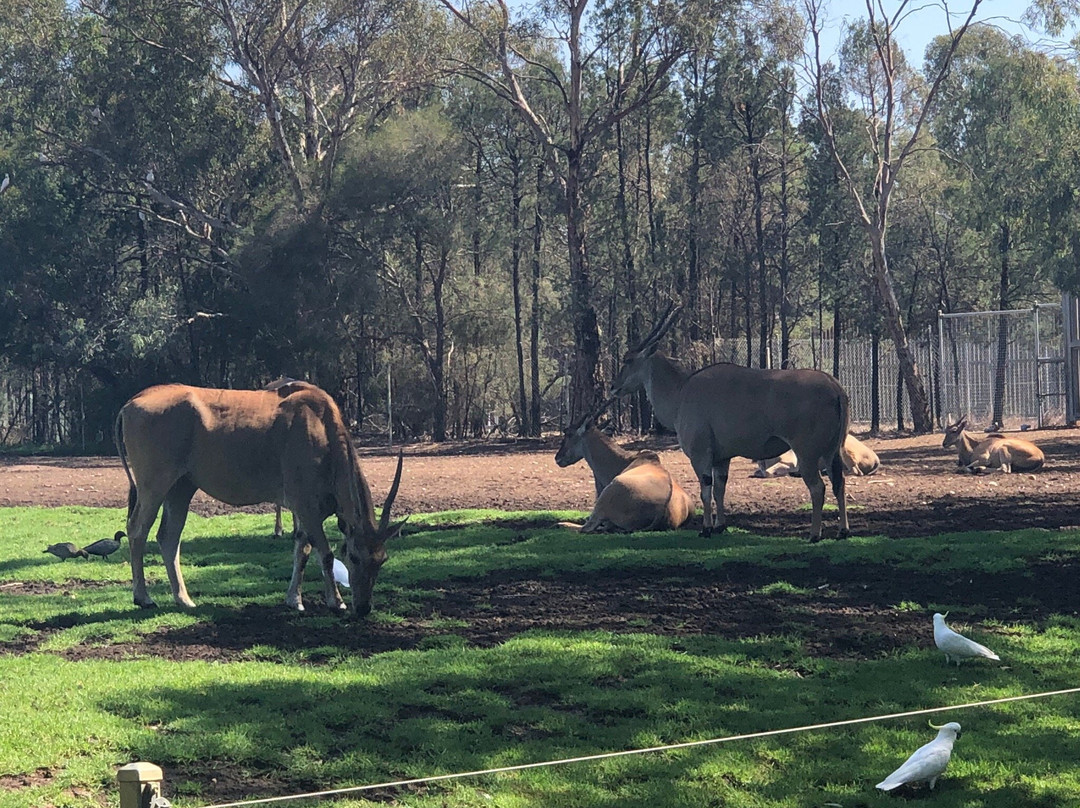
<box><xmin>113</xmin><ymin>408</ymin><xmax>137</xmax><ymax>519</ymax></box>
<box><xmin>828</xmin><ymin>390</ymin><xmax>850</xmax><ymax>495</ymax></box>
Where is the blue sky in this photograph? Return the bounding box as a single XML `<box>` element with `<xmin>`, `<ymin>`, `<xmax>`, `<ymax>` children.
<box><xmin>814</xmin><ymin>0</ymin><xmax>1073</xmax><ymax>63</ymax></box>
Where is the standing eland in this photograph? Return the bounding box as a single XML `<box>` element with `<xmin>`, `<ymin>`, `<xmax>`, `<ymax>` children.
<box><xmin>610</xmin><ymin>305</ymin><xmax>850</xmax><ymax>540</ymax></box>
<box><xmin>114</xmin><ymin>382</ymin><xmax>403</xmax><ymax>616</ymax></box>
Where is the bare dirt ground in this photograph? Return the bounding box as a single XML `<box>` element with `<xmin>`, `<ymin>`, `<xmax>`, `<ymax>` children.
<box><xmin>4</xmin><ymin>425</ymin><xmax>1080</xmax><ymax>537</ymax></box>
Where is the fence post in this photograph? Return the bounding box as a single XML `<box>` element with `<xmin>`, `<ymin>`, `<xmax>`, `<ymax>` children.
<box><xmin>118</xmin><ymin>762</ymin><xmax>165</xmax><ymax>808</ymax></box>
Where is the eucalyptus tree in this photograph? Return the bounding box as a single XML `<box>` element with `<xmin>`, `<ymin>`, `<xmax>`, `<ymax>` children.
<box><xmin>804</xmin><ymin>0</ymin><xmax>984</xmax><ymax>432</ymax></box>
<box><xmin>708</xmin><ymin>0</ymin><xmax>804</xmax><ymax>368</ymax></box>
<box><xmin>799</xmin><ymin>64</ymin><xmax>870</xmax><ymax>376</ymax></box>
<box><xmin>437</xmin><ymin>0</ymin><xmax>726</xmax><ymax>418</ymax></box>
<box><xmin>931</xmin><ymin>29</ymin><xmax>1080</xmax><ymax>426</ymax></box>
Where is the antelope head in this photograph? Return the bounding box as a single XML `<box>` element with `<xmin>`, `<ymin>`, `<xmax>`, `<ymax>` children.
<box><xmin>554</xmin><ymin>397</ymin><xmax>615</xmax><ymax>467</ymax></box>
<box><xmin>555</xmin><ymin>413</ymin><xmax>593</xmax><ymax>467</ymax></box>
<box><xmin>611</xmin><ymin>303</ymin><xmax>682</xmax><ymax>397</ymax></box>
<box><xmin>343</xmin><ymin>451</ymin><xmax>405</xmax><ymax>617</ymax></box>
<box><xmin>942</xmin><ymin>416</ymin><xmax>969</xmax><ymax>449</ymax></box>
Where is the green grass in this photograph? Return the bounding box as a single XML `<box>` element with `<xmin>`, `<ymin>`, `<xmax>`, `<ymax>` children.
<box><xmin>1</xmin><ymin>506</ymin><xmax>1080</xmax><ymax>807</ymax></box>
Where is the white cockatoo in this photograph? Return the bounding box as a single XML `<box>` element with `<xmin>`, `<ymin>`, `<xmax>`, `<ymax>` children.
<box><xmin>933</xmin><ymin>612</ymin><xmax>1000</xmax><ymax>666</ymax></box>
<box><xmin>332</xmin><ymin>557</ymin><xmax>350</xmax><ymax>588</ymax></box>
<box><xmin>876</xmin><ymin>721</ymin><xmax>962</xmax><ymax>791</ymax></box>
<box><xmin>0</xmin><ymin>173</ymin><xmax>9</xmax><ymax>194</ymax></box>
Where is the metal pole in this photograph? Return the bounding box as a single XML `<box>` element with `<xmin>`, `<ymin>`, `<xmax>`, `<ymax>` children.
<box><xmin>937</xmin><ymin>310</ymin><xmax>947</xmax><ymax>425</ymax></box>
<box><xmin>1034</xmin><ymin>304</ymin><xmax>1042</xmax><ymax>428</ymax></box>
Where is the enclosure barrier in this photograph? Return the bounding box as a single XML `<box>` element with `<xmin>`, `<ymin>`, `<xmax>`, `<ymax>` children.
<box><xmin>116</xmin><ymin>687</ymin><xmax>1080</xmax><ymax>808</ymax></box>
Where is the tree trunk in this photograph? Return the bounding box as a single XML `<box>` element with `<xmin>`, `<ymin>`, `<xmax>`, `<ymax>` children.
<box><xmin>530</xmin><ymin>165</ymin><xmax>543</xmax><ymax>436</ymax></box>
<box><xmin>430</xmin><ymin>249</ymin><xmax>449</xmax><ymax>442</ymax></box>
<box><xmin>473</xmin><ymin>146</ymin><xmax>483</xmax><ymax>277</ymax></box>
<box><xmin>566</xmin><ymin>150</ymin><xmax>602</xmax><ymax>419</ymax></box>
<box><xmin>992</xmin><ymin>219</ymin><xmax>1011</xmax><ymax>429</ymax></box>
<box><xmin>869</xmin><ymin>234</ymin><xmax>933</xmax><ymax>432</ymax></box>
<box><xmin>832</xmin><ymin>297</ymin><xmax>841</xmax><ymax>379</ymax></box>
<box><xmin>509</xmin><ymin>156</ymin><xmax>528</xmax><ymax>437</ymax></box>
<box><xmin>615</xmin><ymin>114</ymin><xmax>643</xmax><ymax>431</ymax></box>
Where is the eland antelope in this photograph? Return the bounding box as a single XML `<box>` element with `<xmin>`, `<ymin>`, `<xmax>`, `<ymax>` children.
<box><xmin>114</xmin><ymin>382</ymin><xmax>403</xmax><ymax>616</ymax></box>
<box><xmin>754</xmin><ymin>434</ymin><xmax>879</xmax><ymax>478</ymax></box>
<box><xmin>610</xmin><ymin>305</ymin><xmax>850</xmax><ymax>540</ymax></box>
<box><xmin>554</xmin><ymin>413</ymin><xmax>694</xmax><ymax>532</ymax></box>
<box><xmin>942</xmin><ymin>416</ymin><xmax>1044</xmax><ymax>473</ymax></box>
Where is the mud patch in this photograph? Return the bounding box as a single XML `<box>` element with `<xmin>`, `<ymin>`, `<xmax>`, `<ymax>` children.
<box><xmin>33</xmin><ymin>561</ymin><xmax>1078</xmax><ymax>664</ymax></box>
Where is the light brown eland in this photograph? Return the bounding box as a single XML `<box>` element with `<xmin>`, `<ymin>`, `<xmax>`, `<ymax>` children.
<box><xmin>753</xmin><ymin>435</ymin><xmax>878</xmax><ymax>478</ymax></box>
<box><xmin>114</xmin><ymin>382</ymin><xmax>403</xmax><ymax>616</ymax></box>
<box><xmin>610</xmin><ymin>306</ymin><xmax>849</xmax><ymax>540</ymax></box>
<box><xmin>554</xmin><ymin>412</ymin><xmax>694</xmax><ymax>532</ymax></box>
<box><xmin>942</xmin><ymin>416</ymin><xmax>1044</xmax><ymax>473</ymax></box>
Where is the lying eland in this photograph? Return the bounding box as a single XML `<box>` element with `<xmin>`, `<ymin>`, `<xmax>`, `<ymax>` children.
<box><xmin>942</xmin><ymin>416</ymin><xmax>1044</xmax><ymax>473</ymax></box>
<box><xmin>554</xmin><ymin>411</ymin><xmax>694</xmax><ymax>532</ymax></box>
<box><xmin>755</xmin><ymin>434</ymin><xmax>879</xmax><ymax>478</ymax></box>
<box><xmin>114</xmin><ymin>382</ymin><xmax>403</xmax><ymax>615</ymax></box>
<box><xmin>610</xmin><ymin>305</ymin><xmax>850</xmax><ymax>540</ymax></box>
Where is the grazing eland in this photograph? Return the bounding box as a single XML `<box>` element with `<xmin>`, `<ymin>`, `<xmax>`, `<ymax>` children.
<box><xmin>114</xmin><ymin>382</ymin><xmax>403</xmax><ymax>615</ymax></box>
<box><xmin>554</xmin><ymin>410</ymin><xmax>694</xmax><ymax>532</ymax></box>
<box><xmin>610</xmin><ymin>305</ymin><xmax>849</xmax><ymax>540</ymax></box>
<box><xmin>942</xmin><ymin>416</ymin><xmax>1044</xmax><ymax>473</ymax></box>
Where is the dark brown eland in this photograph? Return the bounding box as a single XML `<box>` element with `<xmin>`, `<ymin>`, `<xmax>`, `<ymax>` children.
<box><xmin>114</xmin><ymin>382</ymin><xmax>403</xmax><ymax>615</ymax></box>
<box><xmin>554</xmin><ymin>408</ymin><xmax>694</xmax><ymax>532</ymax></box>
<box><xmin>942</xmin><ymin>416</ymin><xmax>1044</xmax><ymax>473</ymax></box>
<box><xmin>610</xmin><ymin>305</ymin><xmax>850</xmax><ymax>540</ymax></box>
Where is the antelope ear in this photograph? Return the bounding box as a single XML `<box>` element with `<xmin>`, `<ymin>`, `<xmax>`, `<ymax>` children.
<box><xmin>384</xmin><ymin>517</ymin><xmax>410</xmax><ymax>541</ymax></box>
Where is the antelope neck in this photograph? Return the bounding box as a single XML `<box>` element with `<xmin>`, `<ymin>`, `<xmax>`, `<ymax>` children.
<box><xmin>644</xmin><ymin>354</ymin><xmax>688</xmax><ymax>429</ymax></box>
<box><xmin>583</xmin><ymin>427</ymin><xmax>636</xmax><ymax>494</ymax></box>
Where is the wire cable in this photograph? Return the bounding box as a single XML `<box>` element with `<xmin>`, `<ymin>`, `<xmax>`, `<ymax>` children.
<box><xmin>194</xmin><ymin>685</ymin><xmax>1080</xmax><ymax>808</ymax></box>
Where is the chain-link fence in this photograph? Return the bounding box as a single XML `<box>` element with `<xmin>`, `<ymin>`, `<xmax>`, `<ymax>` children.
<box><xmin>713</xmin><ymin>331</ymin><xmax>937</xmax><ymax>429</ymax></box>
<box><xmin>936</xmin><ymin>304</ymin><xmax>1065</xmax><ymax>430</ymax></box>
<box><xmin>711</xmin><ymin>303</ymin><xmax>1067</xmax><ymax>431</ymax></box>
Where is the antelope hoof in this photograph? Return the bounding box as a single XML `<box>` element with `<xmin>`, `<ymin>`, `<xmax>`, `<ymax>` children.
<box><xmin>836</xmin><ymin>528</ymin><xmax>850</xmax><ymax>540</ymax></box>
<box><xmin>134</xmin><ymin>597</ymin><xmax>157</xmax><ymax>609</ymax></box>
<box><xmin>286</xmin><ymin>595</ymin><xmax>305</xmax><ymax>612</ymax></box>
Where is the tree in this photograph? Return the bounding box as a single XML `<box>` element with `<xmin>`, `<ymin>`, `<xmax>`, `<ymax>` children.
<box><xmin>438</xmin><ymin>0</ymin><xmax>723</xmax><ymax>418</ymax></box>
<box><xmin>804</xmin><ymin>0</ymin><xmax>984</xmax><ymax>432</ymax></box>
<box><xmin>931</xmin><ymin>28</ymin><xmax>1079</xmax><ymax>425</ymax></box>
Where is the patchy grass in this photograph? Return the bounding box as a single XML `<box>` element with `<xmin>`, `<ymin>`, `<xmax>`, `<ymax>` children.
<box><xmin>1</xmin><ymin>506</ymin><xmax>1079</xmax><ymax>807</ymax></box>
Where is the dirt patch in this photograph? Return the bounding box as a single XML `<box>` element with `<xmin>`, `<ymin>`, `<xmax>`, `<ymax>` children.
<box><xmin>4</xmin><ymin>427</ymin><xmax>1080</xmax><ymax>538</ymax></box>
<box><xmin>8</xmin><ymin>558</ymin><xmax>1065</xmax><ymax>665</ymax></box>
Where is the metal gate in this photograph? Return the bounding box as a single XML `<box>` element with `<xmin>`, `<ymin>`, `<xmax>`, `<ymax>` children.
<box><xmin>936</xmin><ymin>303</ymin><xmax>1067</xmax><ymax>429</ymax></box>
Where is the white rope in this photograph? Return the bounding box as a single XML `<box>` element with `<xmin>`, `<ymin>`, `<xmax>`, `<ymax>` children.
<box><xmin>194</xmin><ymin>686</ymin><xmax>1080</xmax><ymax>808</ymax></box>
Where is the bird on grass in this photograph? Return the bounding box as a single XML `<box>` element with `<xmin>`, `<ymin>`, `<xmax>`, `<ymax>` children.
<box><xmin>876</xmin><ymin>721</ymin><xmax>962</xmax><ymax>792</ymax></box>
<box><xmin>332</xmin><ymin>558</ymin><xmax>350</xmax><ymax>589</ymax></box>
<box><xmin>43</xmin><ymin>542</ymin><xmax>88</xmax><ymax>561</ymax></box>
<box><xmin>934</xmin><ymin>612</ymin><xmax>1000</xmax><ymax>666</ymax></box>
<box><xmin>83</xmin><ymin>531</ymin><xmax>125</xmax><ymax>560</ymax></box>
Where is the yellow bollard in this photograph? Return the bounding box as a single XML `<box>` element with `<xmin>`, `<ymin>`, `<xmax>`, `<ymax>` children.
<box><xmin>117</xmin><ymin>762</ymin><xmax>166</xmax><ymax>808</ymax></box>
